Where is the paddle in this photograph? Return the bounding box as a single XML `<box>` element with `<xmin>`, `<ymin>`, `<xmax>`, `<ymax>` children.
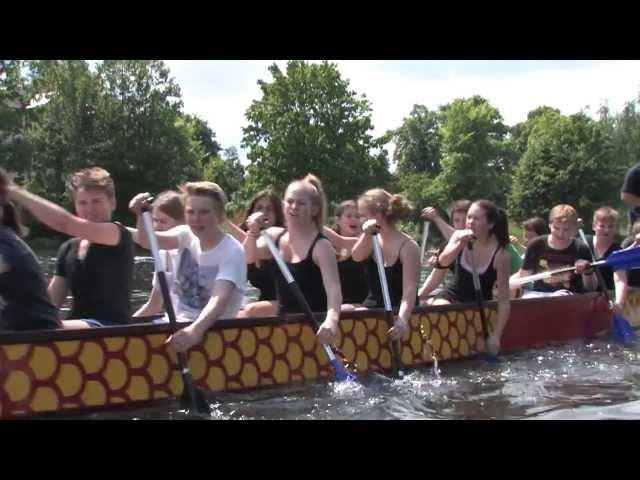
<box><xmin>420</xmin><ymin>221</ymin><xmax>431</xmax><ymax>265</ymax></box>
<box><xmin>141</xmin><ymin>207</ymin><xmax>211</xmax><ymax>415</ymax></box>
<box><xmin>468</xmin><ymin>243</ymin><xmax>500</xmax><ymax>363</ymax></box>
<box><xmin>510</xmin><ymin>245</ymin><xmax>640</xmax><ymax>289</ymax></box>
<box><xmin>371</xmin><ymin>232</ymin><xmax>405</xmax><ymax>378</ymax></box>
<box><xmin>578</xmin><ymin>229</ymin><xmax>636</xmax><ymax>343</ymax></box>
<box><xmin>261</xmin><ymin>231</ymin><xmax>357</xmax><ymax>382</ymax></box>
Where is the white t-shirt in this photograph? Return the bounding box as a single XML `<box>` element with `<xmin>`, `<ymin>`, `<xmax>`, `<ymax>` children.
<box><xmin>172</xmin><ymin>226</ymin><xmax>246</xmax><ymax>322</ymax></box>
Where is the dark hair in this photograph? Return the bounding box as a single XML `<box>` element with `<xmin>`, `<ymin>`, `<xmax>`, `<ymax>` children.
<box><xmin>473</xmin><ymin>199</ymin><xmax>509</xmax><ymax>248</ymax></box>
<box><xmin>0</xmin><ymin>168</ymin><xmax>26</xmax><ymax>236</ymax></box>
<box><xmin>522</xmin><ymin>217</ymin><xmax>549</xmax><ymax>236</ymax></box>
<box><xmin>152</xmin><ymin>190</ymin><xmax>185</xmax><ymax>223</ymax></box>
<box><xmin>333</xmin><ymin>200</ymin><xmax>357</xmax><ymax>235</ymax></box>
<box><xmin>448</xmin><ymin>199</ymin><xmax>472</xmax><ymax>220</ymax></box>
<box><xmin>242</xmin><ymin>189</ymin><xmax>284</xmax><ymax>231</ymax></box>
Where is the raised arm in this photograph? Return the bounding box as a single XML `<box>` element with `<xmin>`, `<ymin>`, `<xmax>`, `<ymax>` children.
<box><xmin>438</xmin><ymin>229</ymin><xmax>474</xmax><ymax>267</ymax></box>
<box><xmin>421</xmin><ymin>207</ymin><xmax>455</xmax><ymax>240</ymax></box>
<box><xmin>350</xmin><ymin>219</ymin><xmax>378</xmax><ymax>262</ymax></box>
<box><xmin>9</xmin><ymin>185</ymin><xmax>121</xmax><ymax>246</ymax></box>
<box><xmin>322</xmin><ymin>226</ymin><xmax>359</xmax><ymax>252</ymax></box>
<box><xmin>225</xmin><ymin>219</ymin><xmax>247</xmax><ymax>243</ymax></box>
<box><xmin>243</xmin><ymin>213</ymin><xmax>280</xmax><ymax>264</ymax></box>
<box><xmin>129</xmin><ymin>193</ymin><xmax>179</xmax><ymax>251</ymax></box>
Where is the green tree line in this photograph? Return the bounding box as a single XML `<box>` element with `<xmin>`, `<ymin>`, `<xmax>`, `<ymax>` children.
<box><xmin>2</xmin><ymin>59</ymin><xmax>640</xmax><ymax>237</ymax></box>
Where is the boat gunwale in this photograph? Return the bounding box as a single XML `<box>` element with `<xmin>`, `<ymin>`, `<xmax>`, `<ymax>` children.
<box><xmin>0</xmin><ymin>292</ymin><xmax>608</xmax><ymax>346</ymax></box>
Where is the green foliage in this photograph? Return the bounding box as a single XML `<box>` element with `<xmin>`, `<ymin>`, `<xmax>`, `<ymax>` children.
<box><xmin>241</xmin><ymin>60</ymin><xmax>391</xmax><ymax>204</ymax></box>
<box><xmin>391</xmin><ymin>104</ymin><xmax>441</xmax><ymax>176</ymax></box>
<box><xmin>432</xmin><ymin>96</ymin><xmax>510</xmax><ymax>206</ymax></box>
<box><xmin>508</xmin><ymin>111</ymin><xmax>618</xmax><ymax>223</ymax></box>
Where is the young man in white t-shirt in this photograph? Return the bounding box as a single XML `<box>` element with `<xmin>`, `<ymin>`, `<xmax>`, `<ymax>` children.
<box><xmin>130</xmin><ymin>181</ymin><xmax>246</xmax><ymax>352</ymax></box>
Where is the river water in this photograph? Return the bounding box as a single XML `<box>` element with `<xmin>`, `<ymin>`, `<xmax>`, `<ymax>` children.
<box><xmin>35</xmin><ymin>251</ymin><xmax>640</xmax><ymax>420</ymax></box>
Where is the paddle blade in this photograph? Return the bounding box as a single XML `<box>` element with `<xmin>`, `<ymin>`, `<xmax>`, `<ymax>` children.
<box><xmin>179</xmin><ymin>386</ymin><xmax>211</xmax><ymax>415</ymax></box>
<box><xmin>605</xmin><ymin>246</ymin><xmax>640</xmax><ymax>271</ymax></box>
<box><xmin>330</xmin><ymin>358</ymin><xmax>357</xmax><ymax>382</ymax></box>
<box><xmin>484</xmin><ymin>353</ymin><xmax>501</xmax><ymax>364</ymax></box>
<box><xmin>611</xmin><ymin>313</ymin><xmax>637</xmax><ymax>344</ymax></box>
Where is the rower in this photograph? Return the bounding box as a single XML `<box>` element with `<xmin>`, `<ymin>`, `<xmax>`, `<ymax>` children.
<box><xmin>511</xmin><ymin>217</ymin><xmax>549</xmax><ymax>257</ymax></box>
<box><xmin>243</xmin><ymin>174</ymin><xmax>342</xmax><ymax>346</ymax></box>
<box><xmin>230</xmin><ymin>189</ymin><xmax>285</xmax><ymax>319</ymax></box>
<box><xmin>132</xmin><ymin>191</ymin><xmax>185</xmax><ymax>318</ymax></box>
<box><xmin>130</xmin><ymin>182</ymin><xmax>247</xmax><ymax>352</ymax></box>
<box><xmin>620</xmin><ymin>161</ymin><xmax>640</xmax><ymax>235</ymax></box>
<box><xmin>320</xmin><ymin>200</ymin><xmax>368</xmax><ymax>310</ymax></box>
<box><xmin>511</xmin><ymin>204</ymin><xmax>596</xmax><ymax>298</ymax></box>
<box><xmin>351</xmin><ymin>189</ymin><xmax>419</xmax><ymax>341</ymax></box>
<box><xmin>581</xmin><ymin>207</ymin><xmax>621</xmax><ymax>291</ymax></box>
<box><xmin>609</xmin><ymin>220</ymin><xmax>640</xmax><ymax>317</ymax></box>
<box><xmin>0</xmin><ymin>169</ymin><xmax>60</xmax><ymax>331</ymax></box>
<box><xmin>8</xmin><ymin>167</ymin><xmax>134</xmax><ymax>329</ymax></box>
<box><xmin>421</xmin><ymin>200</ymin><xmax>511</xmax><ymax>354</ymax></box>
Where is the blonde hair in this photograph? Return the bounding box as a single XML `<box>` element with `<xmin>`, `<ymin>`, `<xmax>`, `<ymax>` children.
<box><xmin>593</xmin><ymin>206</ymin><xmax>619</xmax><ymax>224</ymax></box>
<box><xmin>358</xmin><ymin>188</ymin><xmax>412</xmax><ymax>224</ymax></box>
<box><xmin>548</xmin><ymin>204</ymin><xmax>578</xmax><ymax>225</ymax></box>
<box><xmin>179</xmin><ymin>181</ymin><xmax>227</xmax><ymax>218</ymax></box>
<box><xmin>286</xmin><ymin>173</ymin><xmax>327</xmax><ymax>231</ymax></box>
<box><xmin>67</xmin><ymin>167</ymin><xmax>115</xmax><ymax>200</ymax></box>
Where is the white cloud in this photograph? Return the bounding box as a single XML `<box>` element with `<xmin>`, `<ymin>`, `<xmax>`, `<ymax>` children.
<box><xmin>165</xmin><ymin>60</ymin><xmax>640</xmax><ymax>164</ymax></box>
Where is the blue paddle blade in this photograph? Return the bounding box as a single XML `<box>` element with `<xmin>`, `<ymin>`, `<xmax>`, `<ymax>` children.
<box><xmin>330</xmin><ymin>358</ymin><xmax>358</xmax><ymax>382</ymax></box>
<box><xmin>611</xmin><ymin>313</ymin><xmax>637</xmax><ymax>343</ymax></box>
<box><xmin>484</xmin><ymin>353</ymin><xmax>501</xmax><ymax>364</ymax></box>
<box><xmin>606</xmin><ymin>246</ymin><xmax>640</xmax><ymax>271</ymax></box>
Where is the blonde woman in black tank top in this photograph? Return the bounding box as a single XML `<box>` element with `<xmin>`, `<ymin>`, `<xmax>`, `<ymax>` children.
<box><xmin>351</xmin><ymin>189</ymin><xmax>419</xmax><ymax>341</ymax></box>
<box><xmin>243</xmin><ymin>174</ymin><xmax>342</xmax><ymax>345</ymax></box>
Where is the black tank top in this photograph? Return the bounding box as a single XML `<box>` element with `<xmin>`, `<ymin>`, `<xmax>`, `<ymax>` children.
<box><xmin>275</xmin><ymin>231</ymin><xmax>327</xmax><ymax>313</ymax></box>
<box><xmin>445</xmin><ymin>245</ymin><xmax>500</xmax><ymax>303</ymax></box>
<box><xmin>247</xmin><ymin>260</ymin><xmax>277</xmax><ymax>301</ymax></box>
<box><xmin>338</xmin><ymin>257</ymin><xmax>368</xmax><ymax>304</ymax></box>
<box><xmin>56</xmin><ymin>223</ymin><xmax>134</xmax><ymax>325</ymax></box>
<box><xmin>362</xmin><ymin>239</ymin><xmax>416</xmax><ymax>308</ymax></box>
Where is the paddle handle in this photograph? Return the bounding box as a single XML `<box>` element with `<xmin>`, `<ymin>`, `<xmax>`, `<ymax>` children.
<box><xmin>371</xmin><ymin>233</ymin><xmax>392</xmax><ymax>312</ymax></box>
<box><xmin>420</xmin><ymin>221</ymin><xmax>430</xmax><ymax>265</ymax></box>
<box><xmin>509</xmin><ymin>261</ymin><xmax>605</xmax><ymax>288</ymax></box>
<box><xmin>371</xmin><ymin>233</ymin><xmax>404</xmax><ymax>377</ymax></box>
<box><xmin>141</xmin><ymin>208</ymin><xmax>203</xmax><ymax>412</ymax></box>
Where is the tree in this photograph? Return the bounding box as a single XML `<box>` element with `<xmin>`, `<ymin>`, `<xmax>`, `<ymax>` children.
<box><xmin>391</xmin><ymin>104</ymin><xmax>442</xmax><ymax>176</ymax></box>
<box><xmin>241</xmin><ymin>60</ymin><xmax>390</xmax><ymax>204</ymax></box>
<box><xmin>508</xmin><ymin>111</ymin><xmax>618</xmax><ymax>223</ymax></box>
<box><xmin>12</xmin><ymin>60</ymin><xmax>205</xmax><ymax>222</ymax></box>
<box><xmin>430</xmin><ymin>96</ymin><xmax>509</xmax><ymax>206</ymax></box>
<box><xmin>203</xmin><ymin>146</ymin><xmax>245</xmax><ymax>201</ymax></box>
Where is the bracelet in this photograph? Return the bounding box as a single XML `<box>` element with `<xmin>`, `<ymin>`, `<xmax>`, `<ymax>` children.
<box><xmin>247</xmin><ymin>232</ymin><xmax>260</xmax><ymax>238</ymax></box>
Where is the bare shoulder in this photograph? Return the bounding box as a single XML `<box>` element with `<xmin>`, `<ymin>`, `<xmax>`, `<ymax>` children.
<box><xmin>494</xmin><ymin>247</ymin><xmax>511</xmax><ymax>268</ymax></box>
<box><xmin>312</xmin><ymin>237</ymin><xmax>337</xmax><ymax>264</ymax></box>
<box><xmin>399</xmin><ymin>232</ymin><xmax>419</xmax><ymax>254</ymax></box>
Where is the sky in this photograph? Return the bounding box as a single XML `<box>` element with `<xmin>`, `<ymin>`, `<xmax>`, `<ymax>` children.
<box><xmin>164</xmin><ymin>60</ymin><xmax>640</xmax><ymax>164</ymax></box>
